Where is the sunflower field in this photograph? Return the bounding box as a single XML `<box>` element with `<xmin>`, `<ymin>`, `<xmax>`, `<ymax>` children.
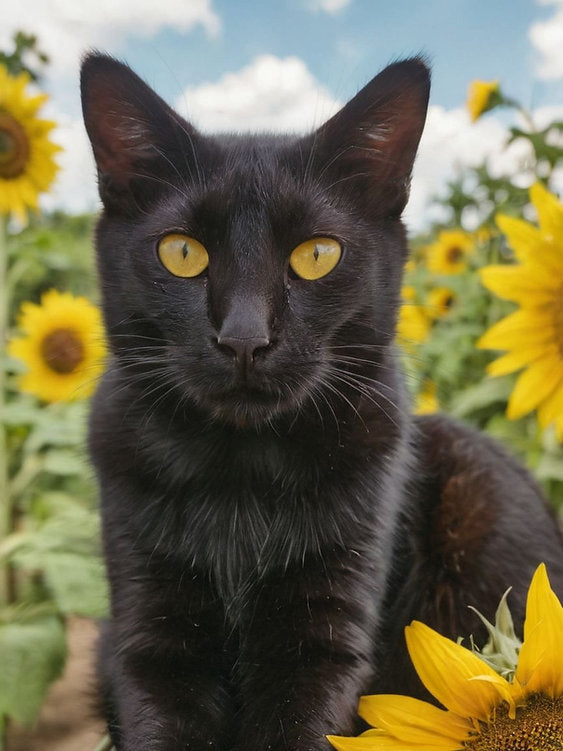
<box><xmin>0</xmin><ymin>37</ymin><xmax>562</xmax><ymax>749</ymax></box>
<box><xmin>0</xmin><ymin>39</ymin><xmax>108</xmax><ymax>745</ymax></box>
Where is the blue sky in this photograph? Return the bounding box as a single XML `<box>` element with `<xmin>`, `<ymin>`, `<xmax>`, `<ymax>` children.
<box><xmin>4</xmin><ymin>0</ymin><xmax>563</xmax><ymax>227</ymax></box>
<box><xmin>120</xmin><ymin>0</ymin><xmax>561</xmax><ymax>113</ymax></box>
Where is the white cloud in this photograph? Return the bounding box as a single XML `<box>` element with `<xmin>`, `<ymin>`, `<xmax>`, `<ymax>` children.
<box><xmin>308</xmin><ymin>0</ymin><xmax>352</xmax><ymax>13</ymax></box>
<box><xmin>529</xmin><ymin>0</ymin><xmax>563</xmax><ymax>79</ymax></box>
<box><xmin>176</xmin><ymin>54</ymin><xmax>342</xmax><ymax>133</ymax></box>
<box><xmin>2</xmin><ymin>0</ymin><xmax>220</xmax><ymax>77</ymax></box>
<box><xmin>406</xmin><ymin>106</ymin><xmax>536</xmax><ymax>230</ymax></box>
<box><xmin>5</xmin><ymin>0</ymin><xmax>220</xmax><ymax>217</ymax></box>
<box><xmin>40</xmin><ymin>111</ymin><xmax>100</xmax><ymax>216</ymax></box>
<box><xmin>177</xmin><ymin>55</ymin><xmax>544</xmax><ymax>231</ymax></box>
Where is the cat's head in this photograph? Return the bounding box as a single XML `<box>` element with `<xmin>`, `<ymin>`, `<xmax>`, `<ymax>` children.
<box><xmin>81</xmin><ymin>54</ymin><xmax>430</xmax><ymax>427</ymax></box>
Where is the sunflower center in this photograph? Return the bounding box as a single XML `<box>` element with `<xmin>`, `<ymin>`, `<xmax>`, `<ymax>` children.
<box><xmin>40</xmin><ymin>329</ymin><xmax>85</xmax><ymax>374</ymax></box>
<box><xmin>446</xmin><ymin>245</ymin><xmax>464</xmax><ymax>263</ymax></box>
<box><xmin>0</xmin><ymin>111</ymin><xmax>30</xmax><ymax>179</ymax></box>
<box><xmin>463</xmin><ymin>694</ymin><xmax>563</xmax><ymax>750</ymax></box>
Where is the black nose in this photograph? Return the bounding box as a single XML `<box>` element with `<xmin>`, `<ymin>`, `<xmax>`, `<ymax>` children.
<box><xmin>216</xmin><ymin>335</ymin><xmax>270</xmax><ymax>374</ymax></box>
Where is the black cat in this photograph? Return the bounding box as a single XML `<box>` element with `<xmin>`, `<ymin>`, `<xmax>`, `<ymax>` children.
<box><xmin>81</xmin><ymin>54</ymin><xmax>563</xmax><ymax>751</ymax></box>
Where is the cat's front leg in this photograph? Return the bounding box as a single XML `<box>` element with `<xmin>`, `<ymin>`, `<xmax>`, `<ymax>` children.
<box><xmin>101</xmin><ymin>561</ymin><xmax>235</xmax><ymax>751</ymax></box>
<box><xmin>235</xmin><ymin>549</ymin><xmax>378</xmax><ymax>751</ymax></box>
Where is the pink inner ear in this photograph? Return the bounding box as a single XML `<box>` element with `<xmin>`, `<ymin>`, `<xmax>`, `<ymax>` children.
<box><xmin>363</xmin><ymin>91</ymin><xmax>429</xmax><ymax>181</ymax></box>
<box><xmin>315</xmin><ymin>59</ymin><xmax>430</xmax><ymax>186</ymax></box>
<box><xmin>88</xmin><ymin>102</ymin><xmax>154</xmax><ymax>178</ymax></box>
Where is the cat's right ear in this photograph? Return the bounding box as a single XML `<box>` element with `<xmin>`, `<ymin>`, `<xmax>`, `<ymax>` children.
<box><xmin>81</xmin><ymin>53</ymin><xmax>197</xmax><ymax>214</ymax></box>
<box><xmin>308</xmin><ymin>58</ymin><xmax>430</xmax><ymax>217</ymax></box>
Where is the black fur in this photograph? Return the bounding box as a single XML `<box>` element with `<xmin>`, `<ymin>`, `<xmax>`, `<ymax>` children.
<box><xmin>81</xmin><ymin>54</ymin><xmax>563</xmax><ymax>751</ymax></box>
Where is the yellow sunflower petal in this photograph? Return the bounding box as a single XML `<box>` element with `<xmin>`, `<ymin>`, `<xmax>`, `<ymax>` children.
<box><xmin>530</xmin><ymin>182</ymin><xmax>563</xmax><ymax>241</ymax></box>
<box><xmin>397</xmin><ymin>304</ymin><xmax>431</xmax><ymax>345</ymax></box>
<box><xmin>495</xmin><ymin>214</ymin><xmax>543</xmax><ymax>263</ymax></box>
<box><xmin>486</xmin><ymin>343</ymin><xmax>559</xmax><ymax>377</ymax></box>
<box><xmin>515</xmin><ymin>564</ymin><xmax>563</xmax><ymax>698</ymax></box>
<box><xmin>328</xmin><ymin>730</ymin><xmax>463</xmax><ymax>751</ymax></box>
<box><xmin>477</xmin><ymin>309</ymin><xmax>553</xmax><ymax>351</ymax></box>
<box><xmin>479</xmin><ymin>265</ymin><xmax>561</xmax><ymax>304</ymax></box>
<box><xmin>506</xmin><ymin>357</ymin><xmax>563</xmax><ymax>419</ymax></box>
<box><xmin>467</xmin><ymin>80</ymin><xmax>499</xmax><ymax>122</ymax></box>
<box><xmin>537</xmin><ymin>384</ymin><xmax>563</xmax><ymax>427</ymax></box>
<box><xmin>0</xmin><ymin>63</ymin><xmax>60</xmax><ymax>222</ymax></box>
<box><xmin>405</xmin><ymin>622</ymin><xmax>511</xmax><ymax>722</ymax></box>
<box><xmin>359</xmin><ymin>694</ymin><xmax>471</xmax><ymax>744</ymax></box>
<box><xmin>467</xmin><ymin>674</ymin><xmax>516</xmax><ymax>719</ymax></box>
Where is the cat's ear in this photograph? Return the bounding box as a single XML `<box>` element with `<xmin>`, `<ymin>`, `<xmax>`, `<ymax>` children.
<box><xmin>81</xmin><ymin>53</ymin><xmax>197</xmax><ymax>214</ymax></box>
<box><xmin>311</xmin><ymin>58</ymin><xmax>430</xmax><ymax>216</ymax></box>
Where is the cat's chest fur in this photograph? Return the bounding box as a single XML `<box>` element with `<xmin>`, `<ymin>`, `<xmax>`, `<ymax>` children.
<box><xmin>92</xmin><ymin>369</ymin><xmax>410</xmax><ymax>604</ymax></box>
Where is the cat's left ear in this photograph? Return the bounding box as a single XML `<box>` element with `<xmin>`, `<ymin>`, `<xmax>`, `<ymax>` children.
<box><xmin>311</xmin><ymin>58</ymin><xmax>430</xmax><ymax>216</ymax></box>
<box><xmin>81</xmin><ymin>53</ymin><xmax>198</xmax><ymax>214</ymax></box>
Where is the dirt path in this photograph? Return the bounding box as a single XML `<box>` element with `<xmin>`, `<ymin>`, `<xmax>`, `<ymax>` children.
<box><xmin>7</xmin><ymin>618</ymin><xmax>107</xmax><ymax>751</ymax></box>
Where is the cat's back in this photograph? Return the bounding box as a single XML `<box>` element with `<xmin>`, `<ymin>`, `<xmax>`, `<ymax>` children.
<box><xmin>401</xmin><ymin>412</ymin><xmax>563</xmax><ymax>622</ymax></box>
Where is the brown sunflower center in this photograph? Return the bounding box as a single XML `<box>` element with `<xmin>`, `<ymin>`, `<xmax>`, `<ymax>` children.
<box><xmin>463</xmin><ymin>694</ymin><xmax>563</xmax><ymax>750</ymax></box>
<box><xmin>40</xmin><ymin>329</ymin><xmax>85</xmax><ymax>374</ymax></box>
<box><xmin>0</xmin><ymin>111</ymin><xmax>30</xmax><ymax>179</ymax></box>
<box><xmin>446</xmin><ymin>245</ymin><xmax>464</xmax><ymax>263</ymax></box>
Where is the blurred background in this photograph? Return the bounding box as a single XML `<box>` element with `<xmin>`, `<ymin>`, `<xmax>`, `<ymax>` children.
<box><xmin>1</xmin><ymin>1</ymin><xmax>563</xmax><ymax>749</ymax></box>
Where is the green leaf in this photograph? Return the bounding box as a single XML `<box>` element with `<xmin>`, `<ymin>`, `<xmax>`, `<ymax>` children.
<box><xmin>23</xmin><ymin>403</ymin><xmax>87</xmax><ymax>455</ymax></box>
<box><xmin>9</xmin><ymin>495</ymin><xmax>102</xmax><ymax>561</ymax></box>
<box><xmin>42</xmin><ymin>448</ymin><xmax>86</xmax><ymax>477</ymax></box>
<box><xmin>468</xmin><ymin>588</ymin><xmax>521</xmax><ymax>680</ymax></box>
<box><xmin>0</xmin><ymin>399</ymin><xmax>42</xmax><ymax>427</ymax></box>
<box><xmin>449</xmin><ymin>376</ymin><xmax>512</xmax><ymax>419</ymax></box>
<box><xmin>535</xmin><ymin>453</ymin><xmax>563</xmax><ymax>483</ymax></box>
<box><xmin>43</xmin><ymin>551</ymin><xmax>108</xmax><ymax>618</ymax></box>
<box><xmin>0</xmin><ymin>613</ymin><xmax>66</xmax><ymax>725</ymax></box>
<box><xmin>5</xmin><ymin>492</ymin><xmax>109</xmax><ymax>617</ymax></box>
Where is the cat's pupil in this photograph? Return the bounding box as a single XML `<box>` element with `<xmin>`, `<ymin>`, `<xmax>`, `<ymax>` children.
<box><xmin>313</xmin><ymin>245</ymin><xmax>319</xmax><ymax>262</ymax></box>
<box><xmin>182</xmin><ymin>242</ymin><xmax>188</xmax><ymax>260</ymax></box>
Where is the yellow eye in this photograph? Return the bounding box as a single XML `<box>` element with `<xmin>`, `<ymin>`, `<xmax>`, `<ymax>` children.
<box><xmin>289</xmin><ymin>238</ymin><xmax>342</xmax><ymax>280</ymax></box>
<box><xmin>157</xmin><ymin>234</ymin><xmax>209</xmax><ymax>278</ymax></box>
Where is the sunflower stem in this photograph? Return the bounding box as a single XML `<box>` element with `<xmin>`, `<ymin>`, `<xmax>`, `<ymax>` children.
<box><xmin>0</xmin><ymin>216</ymin><xmax>9</xmax><ymax>607</ymax></box>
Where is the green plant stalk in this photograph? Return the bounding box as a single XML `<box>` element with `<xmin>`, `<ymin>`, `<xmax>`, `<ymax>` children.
<box><xmin>92</xmin><ymin>736</ymin><xmax>115</xmax><ymax>751</ymax></box>
<box><xmin>0</xmin><ymin>216</ymin><xmax>8</xmax><ymax>607</ymax></box>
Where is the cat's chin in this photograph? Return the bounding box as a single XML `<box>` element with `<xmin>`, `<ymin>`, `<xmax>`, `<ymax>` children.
<box><xmin>197</xmin><ymin>387</ymin><xmax>300</xmax><ymax>428</ymax></box>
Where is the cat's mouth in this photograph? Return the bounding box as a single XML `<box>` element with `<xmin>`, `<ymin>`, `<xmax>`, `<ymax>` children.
<box><xmin>199</xmin><ymin>382</ymin><xmax>299</xmax><ymax>427</ymax></box>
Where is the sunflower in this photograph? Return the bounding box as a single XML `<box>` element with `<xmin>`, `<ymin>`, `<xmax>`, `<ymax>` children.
<box><xmin>8</xmin><ymin>289</ymin><xmax>106</xmax><ymax>402</ymax></box>
<box><xmin>414</xmin><ymin>380</ymin><xmax>438</xmax><ymax>414</ymax></box>
<box><xmin>0</xmin><ymin>64</ymin><xmax>61</xmax><ymax>222</ymax></box>
<box><xmin>466</xmin><ymin>80</ymin><xmax>501</xmax><ymax>123</ymax></box>
<box><xmin>426</xmin><ymin>287</ymin><xmax>456</xmax><ymax>319</ymax></box>
<box><xmin>328</xmin><ymin>564</ymin><xmax>563</xmax><ymax>751</ymax></box>
<box><xmin>424</xmin><ymin>230</ymin><xmax>475</xmax><ymax>275</ymax></box>
<box><xmin>478</xmin><ymin>182</ymin><xmax>563</xmax><ymax>440</ymax></box>
<box><xmin>397</xmin><ymin>287</ymin><xmax>431</xmax><ymax>348</ymax></box>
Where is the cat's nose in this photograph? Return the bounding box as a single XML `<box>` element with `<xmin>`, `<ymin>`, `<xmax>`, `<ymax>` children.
<box><xmin>216</xmin><ymin>335</ymin><xmax>270</xmax><ymax>373</ymax></box>
<box><xmin>216</xmin><ymin>295</ymin><xmax>271</xmax><ymax>375</ymax></box>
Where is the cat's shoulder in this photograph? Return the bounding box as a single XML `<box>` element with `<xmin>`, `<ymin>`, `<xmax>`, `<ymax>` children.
<box><xmin>409</xmin><ymin>412</ymin><xmax>562</xmax><ymax>577</ymax></box>
<box><xmin>413</xmin><ymin>412</ymin><xmax>537</xmax><ymax>487</ymax></box>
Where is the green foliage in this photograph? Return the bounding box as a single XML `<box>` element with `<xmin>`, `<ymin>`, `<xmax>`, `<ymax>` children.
<box><xmin>404</xmin><ymin>88</ymin><xmax>563</xmax><ymax>519</ymax></box>
<box><xmin>6</xmin><ymin>213</ymin><xmax>97</xmax><ymax>319</ymax></box>
<box><xmin>0</xmin><ymin>31</ymin><xmax>49</xmax><ymax>81</ymax></box>
<box><xmin>1</xmin><ymin>208</ymin><xmax>105</xmax><ymax>734</ymax></box>
<box><xmin>0</xmin><ymin>608</ymin><xmax>66</xmax><ymax>727</ymax></box>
